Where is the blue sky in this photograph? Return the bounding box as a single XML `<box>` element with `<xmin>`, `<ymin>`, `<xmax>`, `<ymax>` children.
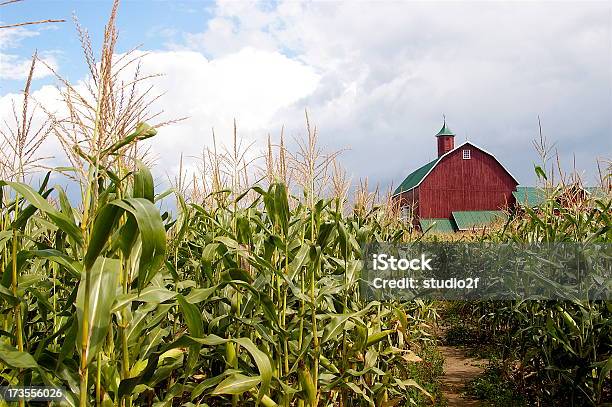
<box><xmin>1</xmin><ymin>0</ymin><xmax>611</xmax><ymax>192</ymax></box>
<box><xmin>1</xmin><ymin>0</ymin><xmax>216</xmax><ymax>93</ymax></box>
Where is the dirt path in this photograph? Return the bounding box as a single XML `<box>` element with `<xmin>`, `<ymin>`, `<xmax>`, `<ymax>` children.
<box><xmin>439</xmin><ymin>346</ymin><xmax>487</xmax><ymax>406</ymax></box>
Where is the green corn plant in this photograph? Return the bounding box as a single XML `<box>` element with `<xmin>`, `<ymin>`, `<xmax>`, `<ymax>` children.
<box><xmin>0</xmin><ymin>123</ymin><xmax>168</xmax><ymax>406</ymax></box>
<box><xmin>1</xmin><ymin>115</ymin><xmax>606</xmax><ymax>407</ymax></box>
<box><xmin>456</xmin><ymin>180</ymin><xmax>611</xmax><ymax>405</ymax></box>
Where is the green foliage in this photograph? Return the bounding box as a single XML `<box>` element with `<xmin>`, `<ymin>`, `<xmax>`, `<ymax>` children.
<box><xmin>0</xmin><ymin>125</ymin><xmax>609</xmax><ymax>406</ymax></box>
<box><xmin>451</xmin><ymin>185</ymin><xmax>612</xmax><ymax>406</ymax></box>
<box><xmin>403</xmin><ymin>344</ymin><xmax>446</xmax><ymax>406</ymax></box>
<box><xmin>465</xmin><ymin>364</ymin><xmax>525</xmax><ymax>407</ymax></box>
<box><xmin>0</xmin><ymin>126</ymin><xmax>439</xmax><ymax>406</ymax></box>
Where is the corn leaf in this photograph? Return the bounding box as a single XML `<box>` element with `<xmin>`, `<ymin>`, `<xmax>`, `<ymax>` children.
<box><xmin>0</xmin><ymin>181</ymin><xmax>83</xmax><ymax>245</ymax></box>
<box><xmin>212</xmin><ymin>373</ymin><xmax>262</xmax><ymax>395</ymax></box>
<box><xmin>76</xmin><ymin>257</ymin><xmax>120</xmax><ymax>363</ymax></box>
<box><xmin>110</xmin><ymin>198</ymin><xmax>166</xmax><ymax>291</ymax></box>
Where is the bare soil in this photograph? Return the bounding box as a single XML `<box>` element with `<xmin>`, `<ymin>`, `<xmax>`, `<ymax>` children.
<box><xmin>439</xmin><ymin>346</ymin><xmax>487</xmax><ymax>406</ymax></box>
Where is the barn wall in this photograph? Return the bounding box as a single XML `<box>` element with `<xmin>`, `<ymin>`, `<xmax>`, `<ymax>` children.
<box><xmin>418</xmin><ymin>145</ymin><xmax>517</xmax><ymax>219</ymax></box>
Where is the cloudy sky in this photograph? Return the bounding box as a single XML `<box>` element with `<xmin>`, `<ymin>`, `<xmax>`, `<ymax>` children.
<box><xmin>1</xmin><ymin>0</ymin><xmax>611</xmax><ymax>191</ymax></box>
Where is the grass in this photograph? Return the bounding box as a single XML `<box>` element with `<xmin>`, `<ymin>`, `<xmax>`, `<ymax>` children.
<box><xmin>406</xmin><ymin>344</ymin><xmax>447</xmax><ymax>406</ymax></box>
<box><xmin>465</xmin><ymin>364</ymin><xmax>526</xmax><ymax>407</ymax></box>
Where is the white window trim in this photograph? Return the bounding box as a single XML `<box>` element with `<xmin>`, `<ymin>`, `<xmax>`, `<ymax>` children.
<box><xmin>462</xmin><ymin>149</ymin><xmax>471</xmax><ymax>160</ymax></box>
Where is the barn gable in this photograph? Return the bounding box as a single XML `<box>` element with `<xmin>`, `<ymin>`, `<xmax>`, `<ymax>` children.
<box><xmin>393</xmin><ymin>141</ymin><xmax>518</xmax><ymax>198</ymax></box>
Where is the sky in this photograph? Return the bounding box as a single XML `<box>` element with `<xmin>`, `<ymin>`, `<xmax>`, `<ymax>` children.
<box><xmin>1</xmin><ymin>0</ymin><xmax>611</xmax><ymax>193</ymax></box>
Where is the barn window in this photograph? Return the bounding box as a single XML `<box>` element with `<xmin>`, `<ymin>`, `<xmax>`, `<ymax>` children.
<box><xmin>400</xmin><ymin>205</ymin><xmax>414</xmax><ymax>222</ymax></box>
<box><xmin>462</xmin><ymin>149</ymin><xmax>471</xmax><ymax>160</ymax></box>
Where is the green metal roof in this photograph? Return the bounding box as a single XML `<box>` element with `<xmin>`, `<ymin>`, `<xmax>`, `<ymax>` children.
<box><xmin>393</xmin><ymin>158</ymin><xmax>439</xmax><ymax>195</ymax></box>
<box><xmin>584</xmin><ymin>187</ymin><xmax>610</xmax><ymax>200</ymax></box>
<box><xmin>452</xmin><ymin>211</ymin><xmax>506</xmax><ymax>231</ymax></box>
<box><xmin>419</xmin><ymin>218</ymin><xmax>456</xmax><ymax>234</ymax></box>
<box><xmin>512</xmin><ymin>186</ymin><xmax>547</xmax><ymax>207</ymax></box>
<box><xmin>513</xmin><ymin>186</ymin><xmax>610</xmax><ymax>207</ymax></box>
<box><xmin>435</xmin><ymin>122</ymin><xmax>455</xmax><ymax>137</ymax></box>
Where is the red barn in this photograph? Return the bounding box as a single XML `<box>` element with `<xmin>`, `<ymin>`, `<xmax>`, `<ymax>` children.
<box><xmin>392</xmin><ymin>121</ymin><xmax>518</xmax><ymax>232</ymax></box>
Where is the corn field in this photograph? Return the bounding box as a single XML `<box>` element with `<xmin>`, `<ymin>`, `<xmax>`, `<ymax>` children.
<box><xmin>0</xmin><ymin>147</ymin><xmax>442</xmax><ymax>406</ymax></box>
<box><xmin>449</xmin><ymin>185</ymin><xmax>612</xmax><ymax>406</ymax></box>
<box><xmin>0</xmin><ymin>1</ymin><xmax>611</xmax><ymax>406</ymax></box>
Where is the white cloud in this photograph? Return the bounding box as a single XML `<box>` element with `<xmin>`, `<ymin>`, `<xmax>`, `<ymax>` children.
<box><xmin>184</xmin><ymin>1</ymin><xmax>281</xmax><ymax>56</ymax></box>
<box><xmin>0</xmin><ymin>25</ymin><xmax>39</xmax><ymax>50</ymax></box>
<box><xmin>0</xmin><ymin>47</ymin><xmax>319</xmax><ymax>183</ymax></box>
<box><xmin>0</xmin><ymin>53</ymin><xmax>57</xmax><ymax>81</ymax></box>
<box><xmin>180</xmin><ymin>1</ymin><xmax>611</xmax><ymax>186</ymax></box>
<box><xmin>1</xmin><ymin>1</ymin><xmax>610</xmax><ymax>188</ymax></box>
<box><xmin>132</xmin><ymin>47</ymin><xmax>319</xmax><ymax>174</ymax></box>
<box><xmin>0</xmin><ymin>25</ymin><xmax>56</xmax><ymax>81</ymax></box>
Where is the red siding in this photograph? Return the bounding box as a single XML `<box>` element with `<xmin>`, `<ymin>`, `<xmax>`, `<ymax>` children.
<box><xmin>437</xmin><ymin>136</ymin><xmax>454</xmax><ymax>157</ymax></box>
<box><xmin>417</xmin><ymin>145</ymin><xmax>517</xmax><ymax>219</ymax></box>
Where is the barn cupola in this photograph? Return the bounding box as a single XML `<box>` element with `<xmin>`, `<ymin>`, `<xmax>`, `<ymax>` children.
<box><xmin>435</xmin><ymin>118</ymin><xmax>455</xmax><ymax>157</ymax></box>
